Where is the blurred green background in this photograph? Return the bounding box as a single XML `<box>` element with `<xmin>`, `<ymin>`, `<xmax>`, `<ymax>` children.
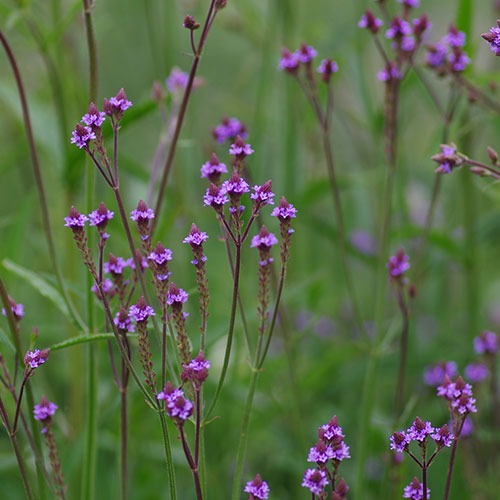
<box><xmin>1</xmin><ymin>0</ymin><xmax>500</xmax><ymax>498</ymax></box>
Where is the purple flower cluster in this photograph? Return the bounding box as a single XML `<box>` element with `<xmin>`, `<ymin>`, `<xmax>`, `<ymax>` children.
<box><xmin>167</xmin><ymin>284</ymin><xmax>189</xmax><ymax>306</ymax></box>
<box><xmin>24</xmin><ymin>349</ymin><xmax>50</xmax><ymax>370</ymax></box>
<box><xmin>302</xmin><ymin>416</ymin><xmax>350</xmax><ymax>497</ymax></box>
<box><xmin>481</xmin><ymin>21</ymin><xmax>500</xmax><ymax>56</ymax></box>
<box><xmin>212</xmin><ymin>117</ymin><xmax>247</xmax><ymax>143</ymax></box>
<box><xmin>437</xmin><ymin>376</ymin><xmax>477</xmax><ymax>416</ymax></box>
<box><xmin>403</xmin><ymin>477</ymin><xmax>430</xmax><ymax>500</ymax></box>
<box><xmin>271</xmin><ymin>197</ymin><xmax>297</xmax><ymax>221</ymax></box>
<box><xmin>70</xmin><ymin>124</ymin><xmax>96</xmax><ymax>149</ymax></box>
<box><xmin>157</xmin><ymin>382</ymin><xmax>193</xmax><ymax>423</ymax></box>
<box><xmin>474</xmin><ymin>330</ymin><xmax>498</xmax><ymax>354</ymax></box>
<box><xmin>165</xmin><ymin>67</ymin><xmax>189</xmax><ymax>93</ymax></box>
<box><xmin>423</xmin><ymin>361</ymin><xmax>458</xmax><ymax>386</ymax></box>
<box><xmin>33</xmin><ymin>396</ymin><xmax>58</xmax><ymax>422</ymax></box>
<box><xmin>279</xmin><ymin>44</ymin><xmax>339</xmax><ymax>82</ymax></box>
<box><xmin>250</xmin><ymin>181</ymin><xmax>275</xmax><ymax>207</ymax></box>
<box><xmin>181</xmin><ymin>352</ymin><xmax>211</xmax><ymax>385</ymax></box>
<box><xmin>200</xmin><ymin>153</ymin><xmax>227</xmax><ymax>182</ymax></box>
<box><xmin>1</xmin><ymin>297</ymin><xmax>24</xmax><ymax>321</ymax></box>
<box><xmin>229</xmin><ymin>136</ymin><xmax>254</xmax><ymax>158</ymax></box>
<box><xmin>88</xmin><ymin>202</ymin><xmax>114</xmax><ymax>229</ymax></box>
<box><xmin>426</xmin><ymin>25</ymin><xmax>470</xmax><ymax>74</ymax></box>
<box><xmin>244</xmin><ymin>474</ymin><xmax>270</xmax><ymax>500</ymax></box>
<box><xmin>387</xmin><ymin>249</ymin><xmax>410</xmax><ymax>278</ymax></box>
<box><xmin>431</xmin><ymin>143</ymin><xmax>464</xmax><ymax>174</ymax></box>
<box><xmin>390</xmin><ymin>417</ymin><xmax>454</xmax><ymax>453</ymax></box>
<box><xmin>128</xmin><ymin>297</ymin><xmax>155</xmax><ymax>323</ymax></box>
<box><xmin>114</xmin><ymin>309</ymin><xmax>135</xmax><ymax>333</ymax></box>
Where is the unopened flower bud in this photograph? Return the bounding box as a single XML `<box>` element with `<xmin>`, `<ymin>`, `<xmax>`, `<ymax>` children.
<box><xmin>488</xmin><ymin>146</ymin><xmax>498</xmax><ymax>164</ymax></box>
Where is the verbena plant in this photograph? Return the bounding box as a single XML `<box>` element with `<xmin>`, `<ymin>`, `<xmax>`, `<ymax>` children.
<box><xmin>0</xmin><ymin>0</ymin><xmax>499</xmax><ymax>499</ymax></box>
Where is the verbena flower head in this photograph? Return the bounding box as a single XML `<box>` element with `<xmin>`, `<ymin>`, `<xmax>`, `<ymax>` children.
<box><xmin>183</xmin><ymin>224</ymin><xmax>209</xmax><ymax>247</ymax></box>
<box><xmin>398</xmin><ymin>0</ymin><xmax>419</xmax><ymax>7</ymax></box>
<box><xmin>130</xmin><ymin>200</ymin><xmax>155</xmax><ymax>222</ymax></box>
<box><xmin>33</xmin><ymin>396</ymin><xmax>58</xmax><ymax>422</ymax></box>
<box><xmin>104</xmin><ymin>254</ymin><xmax>130</xmax><ymax>275</ymax></box>
<box><xmin>167</xmin><ymin>283</ymin><xmax>189</xmax><ymax>306</ymax></box>
<box><xmin>307</xmin><ymin>439</ymin><xmax>335</xmax><ymax>464</ymax></box>
<box><xmin>64</xmin><ymin>206</ymin><xmax>88</xmax><ymax>230</ymax></box>
<box><xmin>332</xmin><ymin>478</ymin><xmax>349</xmax><ymax>500</ymax></box>
<box><xmin>403</xmin><ymin>477</ymin><xmax>430</xmax><ymax>500</ymax></box>
<box><xmin>278</xmin><ymin>47</ymin><xmax>300</xmax><ymax>73</ymax></box>
<box><xmin>317</xmin><ymin>58</ymin><xmax>339</xmax><ymax>83</ymax></box>
<box><xmin>426</xmin><ymin>43</ymin><xmax>448</xmax><ymax>70</ymax></box>
<box><xmin>1</xmin><ymin>296</ymin><xmax>24</xmax><ymax>321</ymax></box>
<box><xmin>330</xmin><ymin>435</ymin><xmax>351</xmax><ymax>461</ymax></box>
<box><xmin>166</xmin><ymin>67</ymin><xmax>189</xmax><ymax>93</ymax></box>
<box><xmin>181</xmin><ymin>352</ymin><xmax>211</xmax><ymax>384</ymax></box>
<box><xmin>482</xmin><ymin>20</ymin><xmax>500</xmax><ymax>56</ymax></box>
<box><xmin>444</xmin><ymin>25</ymin><xmax>466</xmax><ymax>48</ymax></box>
<box><xmin>229</xmin><ymin>136</ymin><xmax>254</xmax><ymax>158</ymax></box>
<box><xmin>438</xmin><ymin>376</ymin><xmax>477</xmax><ymax>415</ymax></box>
<box><xmin>158</xmin><ymin>382</ymin><xmax>193</xmax><ymax>422</ymax></box>
<box><xmin>385</xmin><ymin>17</ymin><xmax>412</xmax><ymax>40</ymax></box>
<box><xmin>377</xmin><ymin>62</ymin><xmax>402</xmax><ymax>82</ymax></box>
<box><xmin>103</xmin><ymin>88</ymin><xmax>132</xmax><ymax>120</ymax></box>
<box><xmin>91</xmin><ymin>278</ymin><xmax>114</xmax><ymax>300</ymax></box>
<box><xmin>431</xmin><ymin>424</ymin><xmax>454</xmax><ymax>448</ymax></box>
<box><xmin>82</xmin><ymin>102</ymin><xmax>106</xmax><ymax>128</ymax></box>
<box><xmin>148</xmin><ymin>242</ymin><xmax>173</xmax><ymax>266</ymax></box>
<box><xmin>70</xmin><ymin>124</ymin><xmax>96</xmax><ymax>149</ymax></box>
<box><xmin>251</xmin><ymin>180</ymin><xmax>275</xmax><ymax>207</ymax></box>
<box><xmin>423</xmin><ymin>361</ymin><xmax>458</xmax><ymax>386</ymax></box>
<box><xmin>251</xmin><ymin>226</ymin><xmax>278</xmax><ymax>250</ymax></box>
<box><xmin>474</xmin><ymin>330</ymin><xmax>498</xmax><ymax>354</ymax></box>
<box><xmin>222</xmin><ymin>172</ymin><xmax>250</xmax><ymax>198</ymax></box>
<box><xmin>24</xmin><ymin>349</ymin><xmax>50</xmax><ymax>369</ymax></box>
<box><xmin>406</xmin><ymin>417</ymin><xmax>434</xmax><ymax>442</ymax></box>
<box><xmin>200</xmin><ymin>153</ymin><xmax>227</xmax><ymax>181</ymax></box>
<box><xmin>89</xmin><ymin>202</ymin><xmax>114</xmax><ymax>230</ymax></box>
<box><xmin>319</xmin><ymin>415</ymin><xmax>345</xmax><ymax>441</ymax></box>
<box><xmin>387</xmin><ymin>249</ymin><xmax>410</xmax><ymax>278</ymax></box>
<box><xmin>244</xmin><ymin>474</ymin><xmax>270</xmax><ymax>500</ymax></box>
<box><xmin>271</xmin><ymin>197</ymin><xmax>297</xmax><ymax>221</ymax></box>
<box><xmin>448</xmin><ymin>50</ymin><xmax>470</xmax><ymax>72</ymax></box>
<box><xmin>301</xmin><ymin>468</ymin><xmax>328</xmax><ymax>496</ymax></box>
<box><xmin>212</xmin><ymin>117</ymin><xmax>247</xmax><ymax>143</ymax></box>
<box><xmin>114</xmin><ymin>308</ymin><xmax>135</xmax><ymax>333</ymax></box>
<box><xmin>203</xmin><ymin>183</ymin><xmax>229</xmax><ymax>210</ymax></box>
<box><xmin>183</xmin><ymin>15</ymin><xmax>200</xmax><ymax>31</ymax></box>
<box><xmin>431</xmin><ymin>143</ymin><xmax>463</xmax><ymax>173</ymax></box>
<box><xmin>464</xmin><ymin>362</ymin><xmax>489</xmax><ymax>383</ymax></box>
<box><xmin>129</xmin><ymin>296</ymin><xmax>155</xmax><ymax>323</ymax></box>
<box><xmin>390</xmin><ymin>431</ymin><xmax>409</xmax><ymax>453</ymax></box>
<box><xmin>295</xmin><ymin>44</ymin><xmax>317</xmax><ymax>64</ymax></box>
<box><xmin>358</xmin><ymin>11</ymin><xmax>383</xmax><ymax>34</ymax></box>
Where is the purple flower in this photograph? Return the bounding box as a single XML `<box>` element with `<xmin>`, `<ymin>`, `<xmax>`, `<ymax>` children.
<box><xmin>451</xmin><ymin>393</ymin><xmax>477</xmax><ymax>414</ymax></box>
<box><xmin>295</xmin><ymin>44</ymin><xmax>317</xmax><ymax>64</ymax></box>
<box><xmin>278</xmin><ymin>47</ymin><xmax>300</xmax><ymax>72</ymax></box>
<box><xmin>358</xmin><ymin>11</ymin><xmax>383</xmax><ymax>34</ymax></box>
<box><xmin>271</xmin><ymin>197</ymin><xmax>297</xmax><ymax>220</ymax></box>
<box><xmin>444</xmin><ymin>25</ymin><xmax>466</xmax><ymax>48</ymax></box>
<box><xmin>89</xmin><ymin>202</ymin><xmax>114</xmax><ymax>228</ymax></box>
<box><xmin>319</xmin><ymin>416</ymin><xmax>345</xmax><ymax>441</ymax></box>
<box><xmin>464</xmin><ymin>362</ymin><xmax>489</xmax><ymax>383</ymax></box>
<box><xmin>130</xmin><ymin>200</ymin><xmax>155</xmax><ymax>222</ymax></box>
<box><xmin>103</xmin><ymin>88</ymin><xmax>132</xmax><ymax>117</ymax></box>
<box><xmin>157</xmin><ymin>382</ymin><xmax>193</xmax><ymax>422</ymax></box>
<box><xmin>82</xmin><ymin>102</ymin><xmax>106</xmax><ymax>128</ymax></box>
<box><xmin>307</xmin><ymin>439</ymin><xmax>335</xmax><ymax>464</ymax></box>
<box><xmin>212</xmin><ymin>117</ymin><xmax>247</xmax><ymax>143</ymax></box>
<box><xmin>406</xmin><ymin>417</ymin><xmax>435</xmax><ymax>442</ymax></box>
<box><xmin>251</xmin><ymin>226</ymin><xmax>278</xmax><ymax>249</ymax></box>
<box><xmin>166</xmin><ymin>67</ymin><xmax>189</xmax><ymax>93</ymax></box>
<box><xmin>24</xmin><ymin>349</ymin><xmax>50</xmax><ymax>369</ymax></box>
<box><xmin>1</xmin><ymin>297</ymin><xmax>24</xmax><ymax>321</ymax></box>
<box><xmin>316</xmin><ymin>58</ymin><xmax>339</xmax><ymax>83</ymax></box>
<box><xmin>167</xmin><ymin>284</ymin><xmax>189</xmax><ymax>306</ymax></box>
<box><xmin>448</xmin><ymin>50</ymin><xmax>470</xmax><ymax>72</ymax></box>
<box><xmin>181</xmin><ymin>352</ymin><xmax>211</xmax><ymax>384</ymax></box>
<box><xmin>200</xmin><ymin>153</ymin><xmax>227</xmax><ymax>180</ymax></box>
<box><xmin>183</xmin><ymin>224</ymin><xmax>209</xmax><ymax>247</ymax></box>
<box><xmin>129</xmin><ymin>296</ymin><xmax>155</xmax><ymax>323</ymax></box>
<box><xmin>423</xmin><ymin>361</ymin><xmax>458</xmax><ymax>386</ymax></box>
<box><xmin>64</xmin><ymin>206</ymin><xmax>88</xmax><ymax>229</ymax></box>
<box><xmin>114</xmin><ymin>309</ymin><xmax>135</xmax><ymax>333</ymax></box>
<box><xmin>403</xmin><ymin>477</ymin><xmax>430</xmax><ymax>500</ymax></box>
<box><xmin>390</xmin><ymin>431</ymin><xmax>409</xmax><ymax>453</ymax></box>
<box><xmin>431</xmin><ymin>143</ymin><xmax>462</xmax><ymax>174</ymax></box>
<box><xmin>401</xmin><ymin>36</ymin><xmax>416</xmax><ymax>52</ymax></box>
<box><xmin>251</xmin><ymin>181</ymin><xmax>275</xmax><ymax>206</ymax></box>
<box><xmin>431</xmin><ymin>424</ymin><xmax>454</xmax><ymax>448</ymax></box>
<box><xmin>91</xmin><ymin>278</ymin><xmax>114</xmax><ymax>299</ymax></box>
<box><xmin>222</xmin><ymin>173</ymin><xmax>250</xmax><ymax>197</ymax></box>
<box><xmin>474</xmin><ymin>330</ymin><xmax>498</xmax><ymax>354</ymax></box>
<box><xmin>301</xmin><ymin>468</ymin><xmax>329</xmax><ymax>496</ymax></box>
<box><xmin>183</xmin><ymin>15</ymin><xmax>200</xmax><ymax>31</ymax></box>
<box><xmin>482</xmin><ymin>21</ymin><xmax>500</xmax><ymax>56</ymax></box>
<box><xmin>33</xmin><ymin>396</ymin><xmax>58</xmax><ymax>421</ymax></box>
<box><xmin>330</xmin><ymin>436</ymin><xmax>351</xmax><ymax>461</ymax></box>
<box><xmin>385</xmin><ymin>18</ymin><xmax>412</xmax><ymax>40</ymax></box>
<box><xmin>203</xmin><ymin>183</ymin><xmax>229</xmax><ymax>209</ymax></box>
<box><xmin>426</xmin><ymin>43</ymin><xmax>448</xmax><ymax>68</ymax></box>
<box><xmin>397</xmin><ymin>0</ymin><xmax>419</xmax><ymax>7</ymax></box>
<box><xmin>229</xmin><ymin>136</ymin><xmax>254</xmax><ymax>157</ymax></box>
<box><xmin>387</xmin><ymin>249</ymin><xmax>410</xmax><ymax>277</ymax></box>
<box><xmin>377</xmin><ymin>62</ymin><xmax>402</xmax><ymax>82</ymax></box>
<box><xmin>244</xmin><ymin>474</ymin><xmax>270</xmax><ymax>500</ymax></box>
<box><xmin>104</xmin><ymin>254</ymin><xmax>130</xmax><ymax>275</ymax></box>
<box><xmin>148</xmin><ymin>243</ymin><xmax>173</xmax><ymax>266</ymax></box>
<box><xmin>70</xmin><ymin>124</ymin><xmax>96</xmax><ymax>149</ymax></box>
<box><xmin>438</xmin><ymin>376</ymin><xmax>477</xmax><ymax>415</ymax></box>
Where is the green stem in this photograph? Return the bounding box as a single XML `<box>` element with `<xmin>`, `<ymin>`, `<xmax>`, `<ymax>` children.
<box><xmin>159</xmin><ymin>411</ymin><xmax>177</xmax><ymax>500</ymax></box>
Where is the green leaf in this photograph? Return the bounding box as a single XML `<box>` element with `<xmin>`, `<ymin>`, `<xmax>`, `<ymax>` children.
<box><xmin>49</xmin><ymin>333</ymin><xmax>123</xmax><ymax>351</ymax></box>
<box><xmin>2</xmin><ymin>259</ymin><xmax>72</xmax><ymax>324</ymax></box>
